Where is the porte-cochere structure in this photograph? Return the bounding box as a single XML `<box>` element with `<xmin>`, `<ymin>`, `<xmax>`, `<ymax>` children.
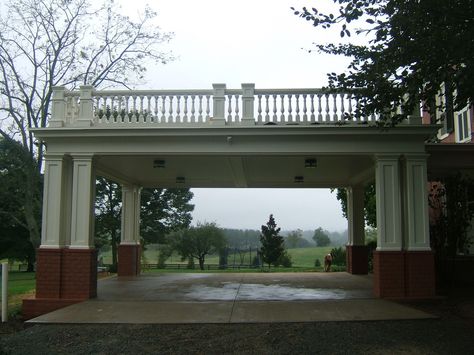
<box><xmin>23</xmin><ymin>84</ymin><xmax>438</xmax><ymax>319</ymax></box>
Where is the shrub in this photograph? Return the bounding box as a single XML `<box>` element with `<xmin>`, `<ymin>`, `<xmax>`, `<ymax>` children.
<box><xmin>314</xmin><ymin>259</ymin><xmax>321</xmax><ymax>267</ymax></box>
<box><xmin>330</xmin><ymin>247</ymin><xmax>346</xmax><ymax>266</ymax></box>
<box><xmin>277</xmin><ymin>252</ymin><xmax>293</xmax><ymax>268</ymax></box>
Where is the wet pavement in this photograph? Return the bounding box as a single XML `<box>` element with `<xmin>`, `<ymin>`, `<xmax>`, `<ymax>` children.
<box><xmin>27</xmin><ymin>272</ymin><xmax>436</xmax><ymax>324</ymax></box>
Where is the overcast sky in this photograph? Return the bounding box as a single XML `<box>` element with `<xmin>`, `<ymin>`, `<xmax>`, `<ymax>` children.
<box><xmin>119</xmin><ymin>0</ymin><xmax>351</xmax><ymax>232</ymax></box>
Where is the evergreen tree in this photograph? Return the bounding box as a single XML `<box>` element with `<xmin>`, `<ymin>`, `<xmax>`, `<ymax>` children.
<box><xmin>259</xmin><ymin>214</ymin><xmax>285</xmax><ymax>268</ymax></box>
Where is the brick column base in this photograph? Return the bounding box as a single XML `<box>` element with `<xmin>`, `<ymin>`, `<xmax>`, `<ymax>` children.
<box><xmin>346</xmin><ymin>245</ymin><xmax>369</xmax><ymax>275</ymax></box>
<box><xmin>373</xmin><ymin>250</ymin><xmax>435</xmax><ymax>299</ymax></box>
<box><xmin>22</xmin><ymin>248</ymin><xmax>97</xmax><ymax>320</ymax></box>
<box><xmin>118</xmin><ymin>244</ymin><xmax>141</xmax><ymax>276</ymax></box>
<box><xmin>405</xmin><ymin>251</ymin><xmax>435</xmax><ymax>298</ymax></box>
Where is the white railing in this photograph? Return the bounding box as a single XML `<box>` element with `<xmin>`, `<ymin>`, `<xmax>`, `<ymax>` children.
<box><xmin>48</xmin><ymin>83</ymin><xmax>418</xmax><ymax>128</ymax></box>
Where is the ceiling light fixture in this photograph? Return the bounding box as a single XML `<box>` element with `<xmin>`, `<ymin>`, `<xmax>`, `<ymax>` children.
<box><xmin>294</xmin><ymin>176</ymin><xmax>304</xmax><ymax>183</ymax></box>
<box><xmin>153</xmin><ymin>159</ymin><xmax>166</xmax><ymax>168</ymax></box>
<box><xmin>304</xmin><ymin>158</ymin><xmax>317</xmax><ymax>168</ymax></box>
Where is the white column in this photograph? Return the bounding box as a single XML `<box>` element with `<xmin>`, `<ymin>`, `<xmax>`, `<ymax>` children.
<box><xmin>347</xmin><ymin>185</ymin><xmax>365</xmax><ymax>246</ymax></box>
<box><xmin>241</xmin><ymin>83</ymin><xmax>255</xmax><ymax>125</ymax></box>
<box><xmin>40</xmin><ymin>154</ymin><xmax>72</xmax><ymax>248</ymax></box>
<box><xmin>403</xmin><ymin>154</ymin><xmax>431</xmax><ymax>251</ymax></box>
<box><xmin>69</xmin><ymin>155</ymin><xmax>95</xmax><ymax>248</ymax></box>
<box><xmin>212</xmin><ymin>83</ymin><xmax>226</xmax><ymax>125</ymax></box>
<box><xmin>375</xmin><ymin>155</ymin><xmax>402</xmax><ymax>250</ymax></box>
<box><xmin>121</xmin><ymin>184</ymin><xmax>141</xmax><ymax>245</ymax></box>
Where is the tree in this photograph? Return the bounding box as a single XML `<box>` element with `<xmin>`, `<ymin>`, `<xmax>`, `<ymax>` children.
<box><xmin>140</xmin><ymin>188</ymin><xmax>194</xmax><ymax>245</ymax></box>
<box><xmin>285</xmin><ymin>229</ymin><xmax>311</xmax><ymax>249</ymax></box>
<box><xmin>0</xmin><ymin>0</ymin><xmax>173</xmax><ymax>252</ymax></box>
<box><xmin>170</xmin><ymin>222</ymin><xmax>226</xmax><ymax>270</ymax></box>
<box><xmin>95</xmin><ymin>178</ymin><xmax>194</xmax><ymax>269</ymax></box>
<box><xmin>0</xmin><ymin>137</ymin><xmax>41</xmax><ymax>270</ymax></box>
<box><xmin>95</xmin><ymin>178</ymin><xmax>122</xmax><ymax>267</ymax></box>
<box><xmin>332</xmin><ymin>184</ymin><xmax>377</xmax><ymax>228</ymax></box>
<box><xmin>293</xmin><ymin>1</ymin><xmax>474</xmax><ymax>125</ymax></box>
<box><xmin>259</xmin><ymin>214</ymin><xmax>285</xmax><ymax>268</ymax></box>
<box><xmin>313</xmin><ymin>227</ymin><xmax>331</xmax><ymax>247</ymax></box>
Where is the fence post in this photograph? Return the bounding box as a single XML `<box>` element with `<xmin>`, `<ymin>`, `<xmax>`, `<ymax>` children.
<box><xmin>241</xmin><ymin>83</ymin><xmax>255</xmax><ymax>125</ymax></box>
<box><xmin>1</xmin><ymin>262</ymin><xmax>8</xmax><ymax>322</ymax></box>
<box><xmin>212</xmin><ymin>83</ymin><xmax>226</xmax><ymax>125</ymax></box>
<box><xmin>49</xmin><ymin>86</ymin><xmax>66</xmax><ymax>128</ymax></box>
<box><xmin>75</xmin><ymin>85</ymin><xmax>94</xmax><ymax>127</ymax></box>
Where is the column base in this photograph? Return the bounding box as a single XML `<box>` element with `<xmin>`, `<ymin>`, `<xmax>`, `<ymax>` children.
<box><xmin>23</xmin><ymin>247</ymin><xmax>97</xmax><ymax>320</ymax></box>
<box><xmin>373</xmin><ymin>250</ymin><xmax>435</xmax><ymax>299</ymax></box>
<box><xmin>118</xmin><ymin>244</ymin><xmax>141</xmax><ymax>276</ymax></box>
<box><xmin>346</xmin><ymin>245</ymin><xmax>369</xmax><ymax>275</ymax></box>
<box><xmin>405</xmin><ymin>251</ymin><xmax>435</xmax><ymax>298</ymax></box>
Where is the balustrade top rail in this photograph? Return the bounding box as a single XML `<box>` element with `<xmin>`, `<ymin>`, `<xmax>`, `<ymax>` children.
<box><xmin>48</xmin><ymin>83</ymin><xmax>418</xmax><ymax>128</ymax></box>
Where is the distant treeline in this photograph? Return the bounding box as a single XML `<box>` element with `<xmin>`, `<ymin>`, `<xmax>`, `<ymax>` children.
<box><xmin>221</xmin><ymin>228</ymin><xmax>348</xmax><ymax>249</ymax></box>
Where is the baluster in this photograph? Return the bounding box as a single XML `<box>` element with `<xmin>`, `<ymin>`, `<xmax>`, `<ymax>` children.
<box><xmin>190</xmin><ymin>96</ymin><xmax>196</xmax><ymax>123</ymax></box>
<box><xmin>325</xmin><ymin>94</ymin><xmax>330</xmax><ymax>122</ymax></box>
<box><xmin>302</xmin><ymin>94</ymin><xmax>308</xmax><ymax>123</ymax></box>
<box><xmin>317</xmin><ymin>94</ymin><xmax>323</xmax><ymax>122</ymax></box>
<box><xmin>124</xmin><ymin>96</ymin><xmax>130</xmax><ymax>123</ymax></box>
<box><xmin>117</xmin><ymin>96</ymin><xmax>123</xmax><ymax>123</ymax></box>
<box><xmin>205</xmin><ymin>95</ymin><xmax>211</xmax><ymax>121</ymax></box>
<box><xmin>111</xmin><ymin>96</ymin><xmax>116</xmax><ymax>123</ymax></box>
<box><xmin>356</xmin><ymin>95</ymin><xmax>363</xmax><ymax>123</ymax></box>
<box><xmin>234</xmin><ymin>94</ymin><xmax>240</xmax><ymax>122</ymax></box>
<box><xmin>280</xmin><ymin>94</ymin><xmax>285</xmax><ymax>122</ymax></box>
<box><xmin>153</xmin><ymin>96</ymin><xmax>159</xmax><ymax>123</ymax></box>
<box><xmin>287</xmin><ymin>94</ymin><xmax>293</xmax><ymax>122</ymax></box>
<box><xmin>198</xmin><ymin>95</ymin><xmax>203</xmax><ymax>123</ymax></box>
<box><xmin>257</xmin><ymin>95</ymin><xmax>262</xmax><ymax>123</ymax></box>
<box><xmin>168</xmin><ymin>96</ymin><xmax>174</xmax><ymax>122</ymax></box>
<box><xmin>347</xmin><ymin>94</ymin><xmax>353</xmax><ymax>122</ymax></box>
<box><xmin>333</xmin><ymin>93</ymin><xmax>338</xmax><ymax>121</ymax></box>
<box><xmin>161</xmin><ymin>96</ymin><xmax>166</xmax><ymax>123</ymax></box>
<box><xmin>140</xmin><ymin>96</ymin><xmax>146</xmax><ymax>123</ymax></box>
<box><xmin>176</xmin><ymin>96</ymin><xmax>181</xmax><ymax>123</ymax></box>
<box><xmin>131</xmin><ymin>96</ymin><xmax>137</xmax><ymax>123</ymax></box>
<box><xmin>272</xmin><ymin>94</ymin><xmax>278</xmax><ymax>122</ymax></box>
<box><xmin>265</xmin><ymin>95</ymin><xmax>270</xmax><ymax>123</ymax></box>
<box><xmin>227</xmin><ymin>94</ymin><xmax>233</xmax><ymax>121</ymax></box>
<box><xmin>183</xmin><ymin>95</ymin><xmax>188</xmax><ymax>123</ymax></box>
<box><xmin>340</xmin><ymin>93</ymin><xmax>345</xmax><ymax>123</ymax></box>
<box><xmin>295</xmin><ymin>94</ymin><xmax>301</xmax><ymax>122</ymax></box>
<box><xmin>310</xmin><ymin>94</ymin><xmax>315</xmax><ymax>123</ymax></box>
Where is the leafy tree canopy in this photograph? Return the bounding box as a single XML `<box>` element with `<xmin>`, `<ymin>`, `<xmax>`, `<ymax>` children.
<box><xmin>333</xmin><ymin>184</ymin><xmax>377</xmax><ymax>228</ymax></box>
<box><xmin>170</xmin><ymin>222</ymin><xmax>226</xmax><ymax>270</ymax></box>
<box><xmin>294</xmin><ymin>0</ymin><xmax>474</xmax><ymax>125</ymax></box>
<box><xmin>313</xmin><ymin>227</ymin><xmax>331</xmax><ymax>247</ymax></box>
<box><xmin>285</xmin><ymin>229</ymin><xmax>311</xmax><ymax>248</ymax></box>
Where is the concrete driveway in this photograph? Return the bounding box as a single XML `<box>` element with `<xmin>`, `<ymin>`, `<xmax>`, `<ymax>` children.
<box><xmin>27</xmin><ymin>272</ymin><xmax>435</xmax><ymax>324</ymax></box>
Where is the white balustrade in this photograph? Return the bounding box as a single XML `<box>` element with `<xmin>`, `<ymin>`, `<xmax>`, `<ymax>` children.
<box><xmin>49</xmin><ymin>84</ymin><xmax>386</xmax><ymax>128</ymax></box>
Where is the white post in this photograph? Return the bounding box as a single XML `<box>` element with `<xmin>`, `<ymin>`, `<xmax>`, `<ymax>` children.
<box><xmin>241</xmin><ymin>83</ymin><xmax>255</xmax><ymax>126</ymax></box>
<box><xmin>347</xmin><ymin>185</ymin><xmax>365</xmax><ymax>246</ymax></box>
<box><xmin>375</xmin><ymin>155</ymin><xmax>402</xmax><ymax>251</ymax></box>
<box><xmin>49</xmin><ymin>86</ymin><xmax>66</xmax><ymax>128</ymax></box>
<box><xmin>1</xmin><ymin>262</ymin><xmax>8</xmax><ymax>322</ymax></box>
<box><xmin>211</xmin><ymin>83</ymin><xmax>226</xmax><ymax>125</ymax></box>
<box><xmin>403</xmin><ymin>154</ymin><xmax>431</xmax><ymax>250</ymax></box>
<box><xmin>121</xmin><ymin>184</ymin><xmax>141</xmax><ymax>245</ymax></box>
<box><xmin>70</xmin><ymin>155</ymin><xmax>95</xmax><ymax>248</ymax></box>
<box><xmin>75</xmin><ymin>85</ymin><xmax>94</xmax><ymax>127</ymax></box>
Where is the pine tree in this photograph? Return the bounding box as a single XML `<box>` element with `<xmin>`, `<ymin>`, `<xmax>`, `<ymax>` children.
<box><xmin>259</xmin><ymin>214</ymin><xmax>285</xmax><ymax>268</ymax></box>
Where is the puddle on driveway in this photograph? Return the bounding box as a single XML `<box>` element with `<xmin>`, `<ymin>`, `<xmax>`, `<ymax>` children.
<box><xmin>184</xmin><ymin>283</ymin><xmax>369</xmax><ymax>301</ymax></box>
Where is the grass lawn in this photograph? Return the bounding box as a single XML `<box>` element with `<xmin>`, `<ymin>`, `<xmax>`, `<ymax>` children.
<box><xmin>0</xmin><ymin>271</ymin><xmax>36</xmax><ymax>317</ymax></box>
